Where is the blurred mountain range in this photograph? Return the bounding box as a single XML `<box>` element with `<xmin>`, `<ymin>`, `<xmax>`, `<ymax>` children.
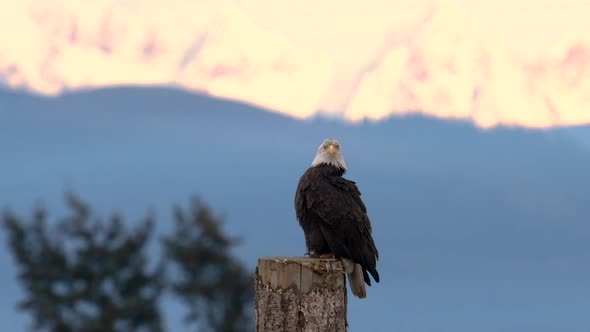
<box><xmin>345</xmin><ymin>5</ymin><xmax>590</xmax><ymax>128</ymax></box>
<box><xmin>0</xmin><ymin>2</ymin><xmax>332</xmax><ymax>119</ymax></box>
<box><xmin>1</xmin><ymin>86</ymin><xmax>590</xmax><ymax>331</ymax></box>
<box><xmin>1</xmin><ymin>2</ymin><xmax>589</xmax><ymax>128</ymax></box>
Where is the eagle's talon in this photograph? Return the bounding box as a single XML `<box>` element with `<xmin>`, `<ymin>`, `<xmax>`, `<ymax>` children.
<box><xmin>319</xmin><ymin>253</ymin><xmax>336</xmax><ymax>259</ymax></box>
<box><xmin>305</xmin><ymin>251</ymin><xmax>319</xmax><ymax>258</ymax></box>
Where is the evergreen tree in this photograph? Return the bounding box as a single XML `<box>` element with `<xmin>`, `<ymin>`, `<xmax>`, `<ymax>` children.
<box><xmin>162</xmin><ymin>198</ymin><xmax>254</xmax><ymax>332</ymax></box>
<box><xmin>2</xmin><ymin>193</ymin><xmax>164</xmax><ymax>332</ymax></box>
<box><xmin>2</xmin><ymin>194</ymin><xmax>254</xmax><ymax>332</ymax></box>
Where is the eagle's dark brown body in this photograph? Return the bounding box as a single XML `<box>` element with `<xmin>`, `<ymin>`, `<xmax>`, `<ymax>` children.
<box><xmin>294</xmin><ymin>163</ymin><xmax>379</xmax><ymax>285</ymax></box>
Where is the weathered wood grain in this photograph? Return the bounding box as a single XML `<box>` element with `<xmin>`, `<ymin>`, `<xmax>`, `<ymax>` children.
<box><xmin>255</xmin><ymin>257</ymin><xmax>347</xmax><ymax>332</ymax></box>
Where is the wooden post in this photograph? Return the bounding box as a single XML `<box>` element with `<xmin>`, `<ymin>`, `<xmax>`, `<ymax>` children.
<box><xmin>255</xmin><ymin>257</ymin><xmax>347</xmax><ymax>332</ymax></box>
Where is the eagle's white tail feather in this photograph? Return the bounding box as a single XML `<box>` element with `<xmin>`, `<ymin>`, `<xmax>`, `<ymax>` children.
<box><xmin>342</xmin><ymin>258</ymin><xmax>366</xmax><ymax>298</ymax></box>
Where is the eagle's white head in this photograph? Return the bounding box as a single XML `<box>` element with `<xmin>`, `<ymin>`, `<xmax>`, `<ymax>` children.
<box><xmin>311</xmin><ymin>138</ymin><xmax>347</xmax><ymax>170</ymax></box>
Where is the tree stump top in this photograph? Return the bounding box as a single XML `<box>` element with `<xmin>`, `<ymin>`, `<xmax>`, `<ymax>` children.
<box><xmin>257</xmin><ymin>257</ymin><xmax>344</xmax><ymax>293</ymax></box>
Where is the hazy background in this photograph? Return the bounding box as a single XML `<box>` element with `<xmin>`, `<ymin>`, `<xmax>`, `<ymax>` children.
<box><xmin>2</xmin><ymin>0</ymin><xmax>590</xmax><ymax>331</ymax></box>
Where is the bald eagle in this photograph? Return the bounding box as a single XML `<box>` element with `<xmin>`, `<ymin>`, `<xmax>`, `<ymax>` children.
<box><xmin>294</xmin><ymin>138</ymin><xmax>379</xmax><ymax>298</ymax></box>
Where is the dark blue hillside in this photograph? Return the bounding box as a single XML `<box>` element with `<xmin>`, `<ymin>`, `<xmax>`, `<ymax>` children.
<box><xmin>1</xmin><ymin>87</ymin><xmax>589</xmax><ymax>332</ymax></box>
<box><xmin>558</xmin><ymin>124</ymin><xmax>590</xmax><ymax>148</ymax></box>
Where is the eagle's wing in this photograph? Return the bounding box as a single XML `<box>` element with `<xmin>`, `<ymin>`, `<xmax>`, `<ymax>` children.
<box><xmin>294</xmin><ymin>176</ymin><xmax>308</xmax><ymax>222</ymax></box>
<box><xmin>305</xmin><ymin>176</ymin><xmax>379</xmax><ymax>284</ymax></box>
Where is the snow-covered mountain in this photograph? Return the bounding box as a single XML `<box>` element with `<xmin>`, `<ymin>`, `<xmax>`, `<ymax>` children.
<box><xmin>175</xmin><ymin>7</ymin><xmax>333</xmax><ymax>119</ymax></box>
<box><xmin>1</xmin><ymin>1</ymin><xmax>589</xmax><ymax>128</ymax></box>
<box><xmin>0</xmin><ymin>1</ymin><xmax>333</xmax><ymax>118</ymax></box>
<box><xmin>344</xmin><ymin>5</ymin><xmax>590</xmax><ymax>128</ymax></box>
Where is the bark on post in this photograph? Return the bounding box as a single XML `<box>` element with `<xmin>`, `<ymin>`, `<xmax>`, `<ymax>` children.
<box><xmin>255</xmin><ymin>257</ymin><xmax>347</xmax><ymax>332</ymax></box>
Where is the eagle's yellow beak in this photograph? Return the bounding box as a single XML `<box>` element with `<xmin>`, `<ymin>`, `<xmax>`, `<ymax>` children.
<box><xmin>327</xmin><ymin>144</ymin><xmax>336</xmax><ymax>154</ymax></box>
